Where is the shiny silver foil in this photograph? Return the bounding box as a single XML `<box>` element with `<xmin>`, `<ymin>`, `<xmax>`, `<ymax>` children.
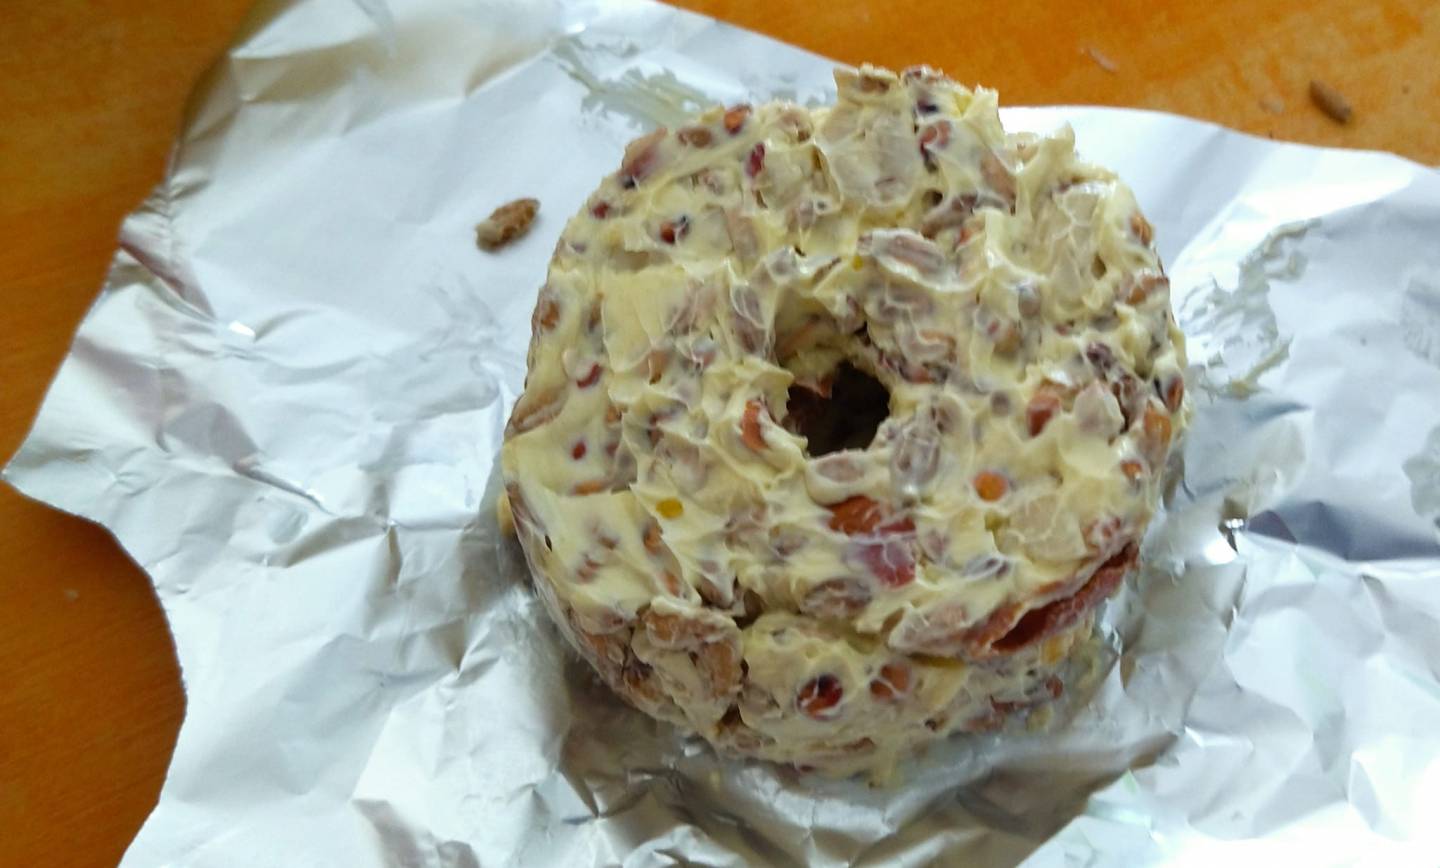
<box><xmin>7</xmin><ymin>0</ymin><xmax>1440</xmax><ymax>864</ymax></box>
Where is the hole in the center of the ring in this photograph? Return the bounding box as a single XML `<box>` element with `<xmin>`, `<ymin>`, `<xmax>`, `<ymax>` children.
<box><xmin>784</xmin><ymin>362</ymin><xmax>891</xmax><ymax>456</ymax></box>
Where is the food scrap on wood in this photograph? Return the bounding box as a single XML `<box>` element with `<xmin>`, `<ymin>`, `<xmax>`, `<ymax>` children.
<box><xmin>1083</xmin><ymin>46</ymin><xmax>1118</xmax><ymax>74</ymax></box>
<box><xmin>1308</xmin><ymin>79</ymin><xmax>1352</xmax><ymax>124</ymax></box>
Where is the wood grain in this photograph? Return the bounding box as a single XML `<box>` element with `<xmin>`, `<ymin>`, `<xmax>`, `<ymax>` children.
<box><xmin>679</xmin><ymin>0</ymin><xmax>1439</xmax><ymax>164</ymax></box>
<box><xmin>0</xmin><ymin>4</ymin><xmax>254</xmax><ymax>865</ymax></box>
<box><xmin>0</xmin><ymin>0</ymin><xmax>1434</xmax><ymax>864</ymax></box>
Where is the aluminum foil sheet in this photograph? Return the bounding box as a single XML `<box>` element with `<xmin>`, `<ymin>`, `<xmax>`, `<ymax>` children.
<box><xmin>8</xmin><ymin>0</ymin><xmax>1440</xmax><ymax>864</ymax></box>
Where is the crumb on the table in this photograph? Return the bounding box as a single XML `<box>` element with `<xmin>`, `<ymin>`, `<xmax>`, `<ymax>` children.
<box><xmin>1308</xmin><ymin>79</ymin><xmax>1352</xmax><ymax>124</ymax></box>
<box><xmin>476</xmin><ymin>197</ymin><xmax>539</xmax><ymax>251</ymax></box>
<box><xmin>1259</xmin><ymin>96</ymin><xmax>1285</xmax><ymax>115</ymax></box>
<box><xmin>63</xmin><ymin>588</ymin><xmax>80</xmax><ymax>602</ymax></box>
<box><xmin>1082</xmin><ymin>45</ymin><xmax>1118</xmax><ymax>74</ymax></box>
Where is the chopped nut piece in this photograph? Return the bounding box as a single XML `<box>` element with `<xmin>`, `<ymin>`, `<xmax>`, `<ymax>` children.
<box><xmin>475</xmin><ymin>197</ymin><xmax>539</xmax><ymax>250</ymax></box>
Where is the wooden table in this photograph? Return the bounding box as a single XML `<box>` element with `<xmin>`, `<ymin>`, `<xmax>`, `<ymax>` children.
<box><xmin>1</xmin><ymin>0</ymin><xmax>1434</xmax><ymax>864</ymax></box>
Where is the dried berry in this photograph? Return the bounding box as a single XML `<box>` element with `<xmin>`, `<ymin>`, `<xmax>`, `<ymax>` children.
<box><xmin>856</xmin><ymin>540</ymin><xmax>916</xmax><ymax>587</ymax></box>
<box><xmin>658</xmin><ymin>215</ymin><xmax>690</xmax><ymax>244</ymax></box>
<box><xmin>826</xmin><ymin>496</ymin><xmax>914</xmax><ymax>535</ymax></box>
<box><xmin>973</xmin><ymin>471</ymin><xmax>1008</xmax><ymax>502</ymax></box>
<box><xmin>797</xmin><ymin>674</ymin><xmax>844</xmax><ymax>719</ymax></box>
<box><xmin>746</xmin><ymin>142</ymin><xmax>766</xmax><ymax>178</ymax></box>
<box><xmin>1026</xmin><ymin>387</ymin><xmax>1063</xmax><ymax>437</ymax></box>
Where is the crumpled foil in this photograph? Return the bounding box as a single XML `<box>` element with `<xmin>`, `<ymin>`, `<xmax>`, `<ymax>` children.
<box><xmin>8</xmin><ymin>0</ymin><xmax>1440</xmax><ymax>864</ymax></box>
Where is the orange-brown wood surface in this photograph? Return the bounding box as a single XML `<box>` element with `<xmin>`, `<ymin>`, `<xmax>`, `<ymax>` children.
<box><xmin>1</xmin><ymin>1</ymin><xmax>1435</xmax><ymax>864</ymax></box>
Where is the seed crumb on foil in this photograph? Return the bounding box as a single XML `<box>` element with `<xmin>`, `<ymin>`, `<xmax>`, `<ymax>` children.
<box><xmin>476</xmin><ymin>197</ymin><xmax>539</xmax><ymax>250</ymax></box>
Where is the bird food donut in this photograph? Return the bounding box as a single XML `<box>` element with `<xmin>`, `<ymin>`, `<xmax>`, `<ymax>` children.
<box><xmin>500</xmin><ymin>64</ymin><xmax>1188</xmax><ymax>776</ymax></box>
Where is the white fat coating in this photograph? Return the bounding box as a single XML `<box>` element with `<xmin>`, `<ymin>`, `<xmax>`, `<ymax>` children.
<box><xmin>500</xmin><ymin>65</ymin><xmax>1188</xmax><ymax>776</ymax></box>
